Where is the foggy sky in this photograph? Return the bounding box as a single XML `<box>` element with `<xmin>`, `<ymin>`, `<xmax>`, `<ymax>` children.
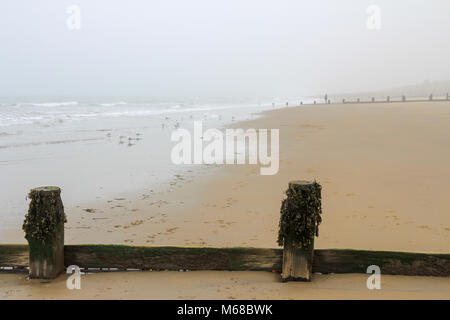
<box><xmin>1</xmin><ymin>0</ymin><xmax>449</xmax><ymax>98</ymax></box>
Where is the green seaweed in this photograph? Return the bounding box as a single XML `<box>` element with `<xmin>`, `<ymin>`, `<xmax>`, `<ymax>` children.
<box><xmin>22</xmin><ymin>188</ymin><xmax>66</xmax><ymax>261</ymax></box>
<box><xmin>27</xmin><ymin>237</ymin><xmax>53</xmax><ymax>261</ymax></box>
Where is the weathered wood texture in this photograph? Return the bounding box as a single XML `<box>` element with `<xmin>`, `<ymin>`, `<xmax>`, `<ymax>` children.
<box><xmin>281</xmin><ymin>244</ymin><xmax>313</xmax><ymax>281</ymax></box>
<box><xmin>279</xmin><ymin>181</ymin><xmax>321</xmax><ymax>282</ymax></box>
<box><xmin>0</xmin><ymin>245</ymin><xmax>29</xmax><ymax>271</ymax></box>
<box><xmin>313</xmin><ymin>249</ymin><xmax>450</xmax><ymax>277</ymax></box>
<box><xmin>24</xmin><ymin>186</ymin><xmax>65</xmax><ymax>279</ymax></box>
<box><xmin>64</xmin><ymin>245</ymin><xmax>282</xmax><ymax>271</ymax></box>
<box><xmin>1</xmin><ymin>245</ymin><xmax>449</xmax><ymax>276</ymax></box>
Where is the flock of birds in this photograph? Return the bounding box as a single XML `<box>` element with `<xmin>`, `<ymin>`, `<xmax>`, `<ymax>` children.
<box><xmin>118</xmin><ymin>132</ymin><xmax>143</xmax><ymax>147</ymax></box>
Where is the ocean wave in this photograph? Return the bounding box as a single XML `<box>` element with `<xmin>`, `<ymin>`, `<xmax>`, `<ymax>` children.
<box><xmin>0</xmin><ymin>102</ymin><xmax>272</xmax><ymax>127</ymax></box>
<box><xmin>19</xmin><ymin>101</ymin><xmax>79</xmax><ymax>107</ymax></box>
<box><xmin>57</xmin><ymin>105</ymin><xmax>247</xmax><ymax>119</ymax></box>
<box><xmin>95</xmin><ymin>101</ymin><xmax>127</xmax><ymax>107</ymax></box>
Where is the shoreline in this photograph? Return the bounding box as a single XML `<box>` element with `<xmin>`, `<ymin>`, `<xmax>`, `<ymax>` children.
<box><xmin>2</xmin><ymin>101</ymin><xmax>450</xmax><ymax>253</ymax></box>
<box><xmin>2</xmin><ymin>100</ymin><xmax>450</xmax><ymax>300</ymax></box>
<box><xmin>0</xmin><ymin>102</ymin><xmax>277</xmax><ymax>243</ymax></box>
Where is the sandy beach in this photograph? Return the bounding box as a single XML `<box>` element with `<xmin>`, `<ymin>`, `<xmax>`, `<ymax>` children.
<box><xmin>1</xmin><ymin>271</ymin><xmax>449</xmax><ymax>300</ymax></box>
<box><xmin>3</xmin><ymin>1</ymin><xmax>450</xmax><ymax>304</ymax></box>
<box><xmin>16</xmin><ymin>101</ymin><xmax>449</xmax><ymax>253</ymax></box>
<box><xmin>2</xmin><ymin>101</ymin><xmax>450</xmax><ymax>299</ymax></box>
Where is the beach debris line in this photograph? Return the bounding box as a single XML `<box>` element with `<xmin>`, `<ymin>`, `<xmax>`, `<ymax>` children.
<box><xmin>278</xmin><ymin>181</ymin><xmax>322</xmax><ymax>282</ymax></box>
<box><xmin>22</xmin><ymin>186</ymin><xmax>66</xmax><ymax>279</ymax></box>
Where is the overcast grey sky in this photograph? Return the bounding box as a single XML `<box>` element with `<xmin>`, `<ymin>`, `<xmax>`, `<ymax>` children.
<box><xmin>1</xmin><ymin>0</ymin><xmax>449</xmax><ymax>98</ymax></box>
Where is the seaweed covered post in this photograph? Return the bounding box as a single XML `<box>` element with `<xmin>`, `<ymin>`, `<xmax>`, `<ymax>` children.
<box><xmin>23</xmin><ymin>187</ymin><xmax>66</xmax><ymax>279</ymax></box>
<box><xmin>278</xmin><ymin>181</ymin><xmax>322</xmax><ymax>282</ymax></box>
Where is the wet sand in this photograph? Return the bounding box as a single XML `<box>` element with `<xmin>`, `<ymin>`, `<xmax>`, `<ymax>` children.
<box><xmin>0</xmin><ymin>101</ymin><xmax>270</xmax><ymax>237</ymax></box>
<box><xmin>1</xmin><ymin>272</ymin><xmax>449</xmax><ymax>300</ymax></box>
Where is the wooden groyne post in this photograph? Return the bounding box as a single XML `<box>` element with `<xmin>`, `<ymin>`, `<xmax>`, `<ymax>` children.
<box><xmin>22</xmin><ymin>187</ymin><xmax>66</xmax><ymax>279</ymax></box>
<box><xmin>278</xmin><ymin>181</ymin><xmax>322</xmax><ymax>282</ymax></box>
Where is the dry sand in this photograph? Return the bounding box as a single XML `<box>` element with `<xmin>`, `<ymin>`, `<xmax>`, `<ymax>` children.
<box><xmin>1</xmin><ymin>272</ymin><xmax>449</xmax><ymax>300</ymax></box>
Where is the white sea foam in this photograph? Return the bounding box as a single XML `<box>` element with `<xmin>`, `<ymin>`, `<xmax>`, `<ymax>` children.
<box><xmin>0</xmin><ymin>98</ymin><xmax>301</xmax><ymax>128</ymax></box>
<box><xmin>96</xmin><ymin>101</ymin><xmax>127</xmax><ymax>107</ymax></box>
<box><xmin>20</xmin><ymin>101</ymin><xmax>79</xmax><ymax>107</ymax></box>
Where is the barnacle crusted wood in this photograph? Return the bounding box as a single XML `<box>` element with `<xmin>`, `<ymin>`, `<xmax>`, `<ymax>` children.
<box><xmin>22</xmin><ymin>186</ymin><xmax>66</xmax><ymax>278</ymax></box>
<box><xmin>278</xmin><ymin>181</ymin><xmax>322</xmax><ymax>249</ymax></box>
<box><xmin>23</xmin><ymin>186</ymin><xmax>66</xmax><ymax>244</ymax></box>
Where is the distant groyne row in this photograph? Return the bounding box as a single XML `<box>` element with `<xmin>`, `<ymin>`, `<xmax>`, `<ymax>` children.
<box><xmin>299</xmin><ymin>93</ymin><xmax>450</xmax><ymax>106</ymax></box>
